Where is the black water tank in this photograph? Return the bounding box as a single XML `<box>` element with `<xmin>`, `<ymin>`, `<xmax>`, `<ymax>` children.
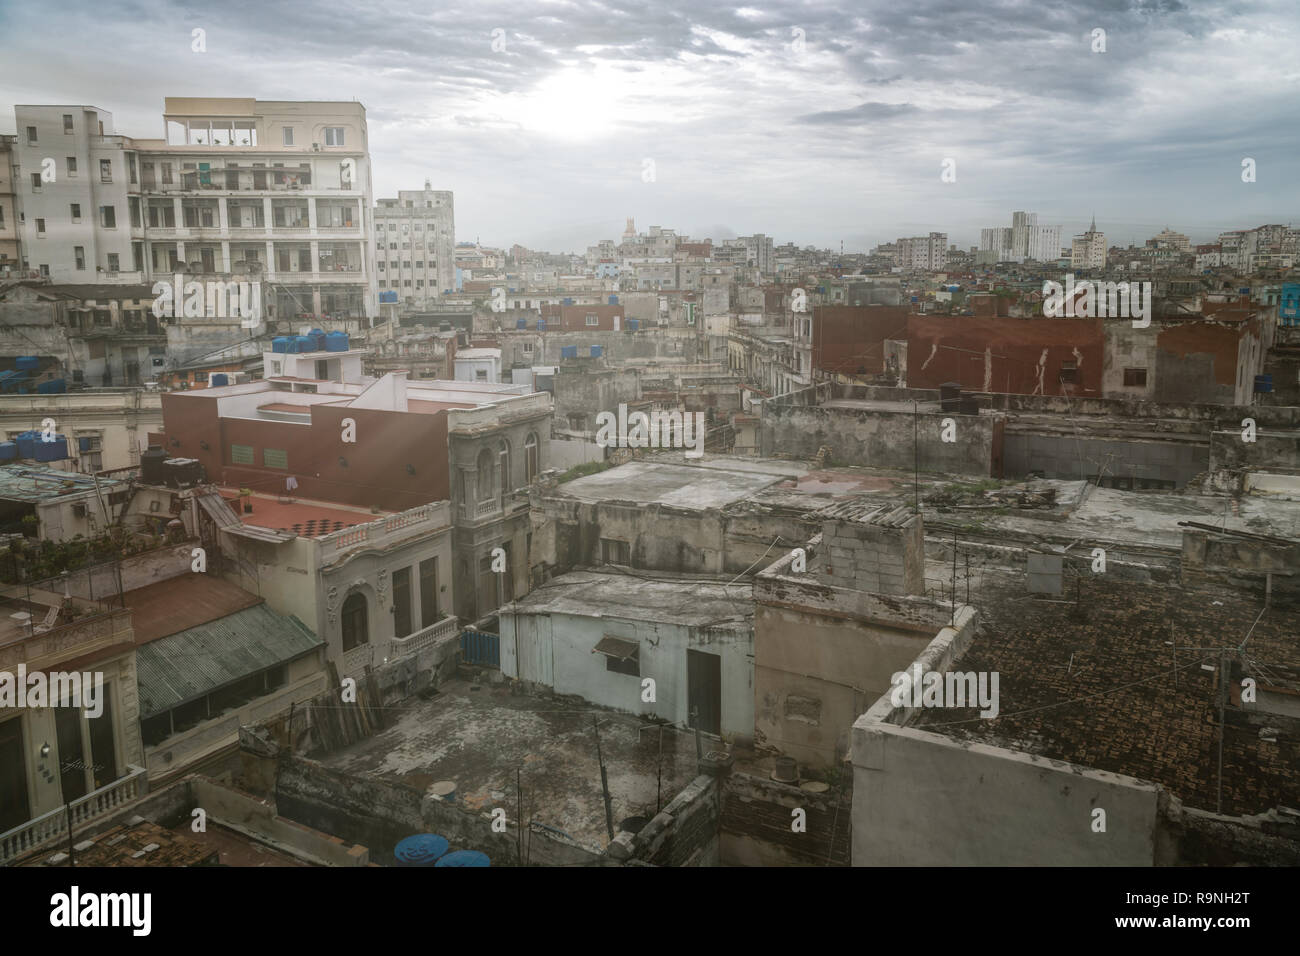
<box><xmin>939</xmin><ymin>382</ymin><xmax>962</xmax><ymax>413</ymax></box>
<box><xmin>141</xmin><ymin>445</ymin><xmax>168</xmax><ymax>484</ymax></box>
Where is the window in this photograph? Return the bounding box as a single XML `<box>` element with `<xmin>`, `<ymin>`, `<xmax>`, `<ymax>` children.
<box><xmin>324</xmin><ymin>127</ymin><xmax>345</xmax><ymax>146</ymax></box>
<box><xmin>1123</xmin><ymin>367</ymin><xmax>1148</xmax><ymax>387</ymax></box>
<box><xmin>67</xmin><ymin>156</ymin><xmax>77</xmax><ymax>176</ymax></box>
<box><xmin>524</xmin><ymin>433</ymin><xmax>539</xmax><ymax>481</ymax></box>
<box><xmin>392</xmin><ymin>567</ymin><xmax>412</xmax><ymax>638</ymax></box>
<box><xmin>230</xmin><ymin>443</ymin><xmax>254</xmax><ymax>465</ymax></box>
<box><xmin>100</xmin><ymin>206</ymin><xmax>116</xmax><ymax>228</ymax></box>
<box><xmin>161</xmin><ymin>162</ymin><xmax>173</xmax><ymax>185</ymax></box>
<box><xmin>341</xmin><ymin>592</ymin><xmax>368</xmax><ymax>651</ymax></box>
<box><xmin>419</xmin><ymin>557</ymin><xmax>439</xmax><ymax>626</ymax></box>
<box><xmin>100</xmin><ymin>159</ymin><xmax>112</xmax><ymax>182</ymax></box>
<box><xmin>585</xmin><ymin>314</ymin><xmax>599</xmax><ymax>326</ymax></box>
<box><xmin>74</xmin><ymin>247</ymin><xmax>85</xmax><ymax>270</ymax></box>
<box><xmin>25</xmin><ymin>126</ymin><xmax>37</xmax><ymax>145</ymax></box>
<box><xmin>128</xmin><ymin>154</ymin><xmax>137</xmax><ymax>184</ymax></box>
<box><xmin>30</xmin><ymin>173</ymin><xmax>41</xmax><ymax>191</ymax></box>
<box><xmin>35</xmin><ymin>219</ymin><xmax>45</xmax><ymax>236</ymax></box>
<box><xmin>106</xmin><ymin>254</ymin><xmax>119</xmax><ymax>272</ymax></box>
<box><xmin>70</xmin><ymin>203</ymin><xmax>81</xmax><ymax>221</ymax></box>
<box><xmin>596</xmin><ymin>637</ymin><xmax>640</xmax><ymax>676</ymax></box>
<box><xmin>62</xmin><ymin>114</ymin><xmax>73</xmax><ymax>132</ymax></box>
<box><xmin>522</xmin><ymin>341</ymin><xmax>534</xmax><ymax>353</ymax></box>
<box><xmin>600</xmin><ymin>538</ymin><xmax>630</xmax><ymax>565</ymax></box>
<box><xmin>39</xmin><ymin>264</ymin><xmax>49</xmax><ymax>277</ymax></box>
<box><xmin>262</xmin><ymin>448</ymin><xmax>288</xmax><ymax>469</ymax></box>
<box><xmin>475</xmin><ymin>369</ymin><xmax>487</xmax><ymax>381</ymax></box>
<box><xmin>282</xmin><ymin>127</ymin><xmax>294</xmax><ymax>146</ymax></box>
<box><xmin>1059</xmin><ymin>361</ymin><xmax>1078</xmax><ymax>385</ymax></box>
<box><xmin>476</xmin><ymin>448</ymin><xmax>496</xmax><ymax>500</ymax></box>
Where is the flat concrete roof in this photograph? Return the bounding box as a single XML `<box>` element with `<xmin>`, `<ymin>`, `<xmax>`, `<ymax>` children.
<box><xmin>506</xmin><ymin>570</ymin><xmax>752</xmax><ymax>628</ymax></box>
<box><xmin>318</xmin><ymin>678</ymin><xmax>701</xmax><ymax>851</ymax></box>
<box><xmin>557</xmin><ymin>459</ymin><xmax>793</xmax><ymax>508</ymax></box>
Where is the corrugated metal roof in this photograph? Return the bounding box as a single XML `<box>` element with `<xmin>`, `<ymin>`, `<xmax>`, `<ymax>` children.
<box><xmin>136</xmin><ymin>603</ymin><xmax>322</xmax><ymax>716</ymax></box>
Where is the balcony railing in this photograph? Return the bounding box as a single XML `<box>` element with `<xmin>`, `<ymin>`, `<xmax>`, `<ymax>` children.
<box><xmin>0</xmin><ymin>765</ymin><xmax>147</xmax><ymax>866</ymax></box>
<box><xmin>472</xmin><ymin>497</ymin><xmax>502</xmax><ymax>519</ymax></box>
<box><xmin>317</xmin><ymin>502</ymin><xmax>451</xmax><ymax>562</ymax></box>
<box><xmin>341</xmin><ymin>642</ymin><xmax>373</xmax><ymax>681</ymax></box>
<box><xmin>389</xmin><ymin>614</ymin><xmax>458</xmax><ymax>661</ymax></box>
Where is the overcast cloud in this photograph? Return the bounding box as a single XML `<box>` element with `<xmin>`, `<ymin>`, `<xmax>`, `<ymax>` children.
<box><xmin>2</xmin><ymin>0</ymin><xmax>1297</xmax><ymax>252</ymax></box>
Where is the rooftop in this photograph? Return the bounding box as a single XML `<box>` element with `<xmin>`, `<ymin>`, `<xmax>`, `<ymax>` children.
<box><xmin>122</xmin><ymin>573</ymin><xmax>262</xmax><ymax>644</ymax></box>
<box><xmin>221</xmin><ymin>489</ymin><xmax>379</xmax><ymax>538</ymax></box>
<box><xmin>0</xmin><ymin>465</ymin><xmax>130</xmax><ymax>504</ymax></box>
<box><xmin>22</xmin><ymin>819</ymin><xmax>216</xmax><ymax>867</ymax></box>
<box><xmin>506</xmin><ymin>570</ymin><xmax>752</xmax><ymax>629</ymax></box>
<box><xmin>318</xmin><ymin>678</ymin><xmax>701</xmax><ymax>851</ymax></box>
<box><xmin>913</xmin><ymin>573</ymin><xmax>1299</xmax><ymax>816</ymax></box>
<box><xmin>556</xmin><ymin>457</ymin><xmax>807</xmax><ymax>509</ymax></box>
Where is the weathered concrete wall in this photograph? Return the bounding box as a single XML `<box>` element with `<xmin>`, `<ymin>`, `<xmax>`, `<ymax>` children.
<box><xmin>822</xmin><ymin>514</ymin><xmax>924</xmax><ymax>595</ymax></box>
<box><xmin>1209</xmin><ymin>428</ymin><xmax>1300</xmax><ymax>474</ymax></box>
<box><xmin>1102</xmin><ymin>321</ymin><xmax>1159</xmax><ymax>400</ymax></box>
<box><xmin>605</xmin><ymin>774</ymin><xmax>720</xmax><ymax>866</ymax></box>
<box><xmin>760</xmin><ymin>402</ymin><xmax>998</xmax><ymax>477</ymax></box>
<box><xmin>719</xmin><ymin>772</ymin><xmax>851</xmax><ymax>866</ymax></box>
<box><xmin>1003</xmin><ymin>431</ymin><xmax>1206</xmax><ymax>486</ymax></box>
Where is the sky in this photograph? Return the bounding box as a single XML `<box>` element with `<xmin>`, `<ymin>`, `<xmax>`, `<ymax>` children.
<box><xmin>2</xmin><ymin>0</ymin><xmax>1298</xmax><ymax>254</ymax></box>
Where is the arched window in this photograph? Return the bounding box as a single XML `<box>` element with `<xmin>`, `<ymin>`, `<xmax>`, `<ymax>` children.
<box><xmin>476</xmin><ymin>448</ymin><xmax>496</xmax><ymax>500</ymax></box>
<box><xmin>524</xmin><ymin>432</ymin><xmax>539</xmax><ymax>482</ymax></box>
<box><xmin>341</xmin><ymin>592</ymin><xmax>368</xmax><ymax>651</ymax></box>
<box><xmin>498</xmin><ymin>439</ymin><xmax>511</xmax><ymax>497</ymax></box>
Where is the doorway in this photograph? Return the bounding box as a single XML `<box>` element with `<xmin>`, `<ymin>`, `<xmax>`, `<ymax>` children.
<box><xmin>687</xmin><ymin>649</ymin><xmax>721</xmax><ymax>736</ymax></box>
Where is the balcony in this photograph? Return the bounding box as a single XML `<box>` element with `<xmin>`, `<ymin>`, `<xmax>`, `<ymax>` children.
<box><xmin>341</xmin><ymin>641</ymin><xmax>374</xmax><ymax>681</ymax></box>
<box><xmin>389</xmin><ymin>614</ymin><xmax>458</xmax><ymax>662</ymax></box>
<box><xmin>0</xmin><ymin>765</ymin><xmax>147</xmax><ymax>866</ymax></box>
<box><xmin>318</xmin><ymin>501</ymin><xmax>451</xmax><ymax>565</ymax></box>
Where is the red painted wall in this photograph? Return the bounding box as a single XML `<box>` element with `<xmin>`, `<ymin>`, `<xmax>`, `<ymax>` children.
<box><xmin>812</xmin><ymin>305</ymin><xmax>910</xmax><ymax>376</ymax></box>
<box><xmin>161</xmin><ymin>392</ymin><xmax>450</xmax><ymax>510</ymax></box>
<box><xmin>906</xmin><ymin>315</ymin><xmax>1104</xmax><ymax>396</ymax></box>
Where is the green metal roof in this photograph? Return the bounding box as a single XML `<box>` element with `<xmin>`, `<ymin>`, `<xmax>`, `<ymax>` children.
<box><xmin>136</xmin><ymin>603</ymin><xmax>322</xmax><ymax>717</ymax></box>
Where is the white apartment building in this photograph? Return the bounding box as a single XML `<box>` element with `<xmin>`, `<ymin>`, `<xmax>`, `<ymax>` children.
<box><xmin>0</xmin><ymin>135</ymin><xmax>20</xmax><ymax>278</ymax></box>
<box><xmin>739</xmin><ymin>233</ymin><xmax>774</xmax><ymax>274</ymax></box>
<box><xmin>12</xmin><ymin>98</ymin><xmax>377</xmax><ymax>323</ymax></box>
<box><xmin>374</xmin><ymin>181</ymin><xmax>455</xmax><ymax>308</ymax></box>
<box><xmin>1149</xmin><ymin>228</ymin><xmax>1191</xmax><ymax>252</ymax></box>
<box><xmin>980</xmin><ymin>212</ymin><xmax>1061</xmax><ymax>263</ymax></box>
<box><xmin>896</xmin><ymin>232</ymin><xmax>947</xmax><ymax>271</ymax></box>
<box><xmin>1071</xmin><ymin>218</ymin><xmax>1106</xmax><ymax>271</ymax></box>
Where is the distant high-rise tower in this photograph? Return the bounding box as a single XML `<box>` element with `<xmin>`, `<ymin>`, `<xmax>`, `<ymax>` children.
<box><xmin>624</xmin><ymin>217</ymin><xmax>637</xmax><ymax>239</ymax></box>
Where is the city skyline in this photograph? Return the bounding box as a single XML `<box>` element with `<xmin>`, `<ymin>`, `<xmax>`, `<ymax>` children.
<box><xmin>2</xmin><ymin>0</ymin><xmax>1298</xmax><ymax>253</ymax></box>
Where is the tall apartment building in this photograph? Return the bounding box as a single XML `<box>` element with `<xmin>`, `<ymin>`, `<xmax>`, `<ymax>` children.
<box><xmin>12</xmin><ymin>98</ymin><xmax>377</xmax><ymax>323</ymax></box>
<box><xmin>1071</xmin><ymin>217</ymin><xmax>1106</xmax><ymax>271</ymax></box>
<box><xmin>374</xmin><ymin>181</ymin><xmax>455</xmax><ymax>308</ymax></box>
<box><xmin>896</xmin><ymin>232</ymin><xmax>947</xmax><ymax>271</ymax></box>
<box><xmin>1148</xmin><ymin>227</ymin><xmax>1191</xmax><ymax>252</ymax></box>
<box><xmin>0</xmin><ymin>135</ymin><xmax>18</xmax><ymax>278</ymax></box>
<box><xmin>739</xmin><ymin>233</ymin><xmax>774</xmax><ymax>274</ymax></box>
<box><xmin>981</xmin><ymin>212</ymin><xmax>1060</xmax><ymax>262</ymax></box>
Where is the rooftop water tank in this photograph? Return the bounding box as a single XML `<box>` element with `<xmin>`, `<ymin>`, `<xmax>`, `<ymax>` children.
<box><xmin>15</xmin><ymin>431</ymin><xmax>37</xmax><ymax>459</ymax></box>
<box><xmin>325</xmin><ymin>331</ymin><xmax>350</xmax><ymax>352</ymax></box>
<box><xmin>33</xmin><ymin>434</ymin><xmax>68</xmax><ymax>462</ymax></box>
<box><xmin>289</xmin><ymin>335</ymin><xmax>315</xmax><ymax>353</ymax></box>
<box><xmin>308</xmin><ymin>328</ymin><xmax>327</xmax><ymax>351</ymax></box>
<box><xmin>608</xmin><ymin>295</ymin><xmax>618</xmax><ymax>305</ymax></box>
<box><xmin>627</xmin><ymin>318</ymin><xmax>639</xmax><ymax>332</ymax></box>
<box><xmin>272</xmin><ymin>336</ymin><xmax>291</xmax><ymax>353</ymax></box>
<box><xmin>15</xmin><ymin>356</ymin><xmax>39</xmax><ymax>371</ymax></box>
<box><xmin>562</xmin><ymin>297</ymin><xmax>574</xmax><ymax>306</ymax></box>
<box><xmin>0</xmin><ymin>442</ymin><xmax>16</xmax><ymax>461</ymax></box>
<box><xmin>36</xmin><ymin>379</ymin><xmax>67</xmax><ymax>394</ymax></box>
<box><xmin>536</xmin><ymin>319</ymin><xmax>546</xmax><ymax>331</ymax></box>
<box><xmin>141</xmin><ymin>446</ymin><xmax>168</xmax><ymax>485</ymax></box>
<box><xmin>516</xmin><ymin>318</ymin><xmax>527</xmax><ymax>330</ymax></box>
<box><xmin>210</xmin><ymin>373</ymin><xmax>229</xmax><ymax>387</ymax></box>
<box><xmin>434</xmin><ymin>850</ymin><xmax>490</xmax><ymax>868</ymax></box>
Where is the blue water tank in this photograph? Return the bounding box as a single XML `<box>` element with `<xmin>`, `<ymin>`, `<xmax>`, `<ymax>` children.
<box><xmin>308</xmin><ymin>328</ymin><xmax>327</xmax><ymax>351</ymax></box>
<box><xmin>536</xmin><ymin>319</ymin><xmax>546</xmax><ymax>331</ymax></box>
<box><xmin>16</xmin><ymin>431</ymin><xmax>37</xmax><ymax>459</ymax></box>
<box><xmin>627</xmin><ymin>318</ymin><xmax>639</xmax><ymax>332</ymax></box>
<box><xmin>608</xmin><ymin>295</ymin><xmax>618</xmax><ymax>305</ymax></box>
<box><xmin>272</xmin><ymin>336</ymin><xmax>291</xmax><ymax>353</ymax></box>
<box><xmin>590</xmin><ymin>345</ymin><xmax>602</xmax><ymax>358</ymax></box>
<box><xmin>1254</xmin><ymin>374</ymin><xmax>1273</xmax><ymax>393</ymax></box>
<box><xmin>15</xmin><ymin>356</ymin><xmax>39</xmax><ymax>371</ymax></box>
<box><xmin>516</xmin><ymin>318</ymin><xmax>526</xmax><ymax>330</ymax></box>
<box><xmin>434</xmin><ymin>850</ymin><xmax>490</xmax><ymax>867</ymax></box>
<box><xmin>394</xmin><ymin>833</ymin><xmax>449</xmax><ymax>866</ymax></box>
<box><xmin>560</xmin><ymin>345</ymin><xmax>578</xmax><ymax>359</ymax></box>
<box><xmin>37</xmin><ymin>379</ymin><xmax>66</xmax><ymax>394</ymax></box>
<box><xmin>562</xmin><ymin>297</ymin><xmax>574</xmax><ymax>306</ymax></box>
<box><xmin>34</xmin><ymin>435</ymin><xmax>68</xmax><ymax>462</ymax></box>
<box><xmin>289</xmin><ymin>335</ymin><xmax>315</xmax><ymax>353</ymax></box>
<box><xmin>325</xmin><ymin>331</ymin><xmax>350</xmax><ymax>352</ymax></box>
<box><xmin>210</xmin><ymin>373</ymin><xmax>229</xmax><ymax>387</ymax></box>
<box><xmin>0</xmin><ymin>442</ymin><xmax>16</xmax><ymax>461</ymax></box>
